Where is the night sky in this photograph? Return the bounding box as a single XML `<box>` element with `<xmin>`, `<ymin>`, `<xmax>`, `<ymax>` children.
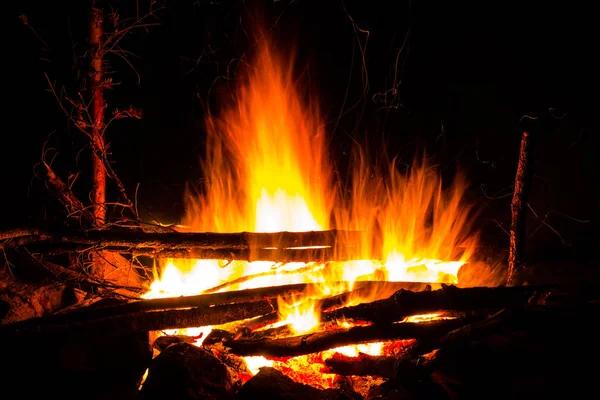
<box><xmin>5</xmin><ymin>0</ymin><xmax>598</xmax><ymax>263</ymax></box>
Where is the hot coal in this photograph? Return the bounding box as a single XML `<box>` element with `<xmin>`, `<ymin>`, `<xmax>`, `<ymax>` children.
<box><xmin>235</xmin><ymin>367</ymin><xmax>357</xmax><ymax>400</ymax></box>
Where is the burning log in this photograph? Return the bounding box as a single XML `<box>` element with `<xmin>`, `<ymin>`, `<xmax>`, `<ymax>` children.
<box><xmin>2</xmin><ymin>280</ymin><xmax>436</xmax><ymax>332</ymax></box>
<box><xmin>320</xmin><ymin>284</ymin><xmax>543</xmax><ymax>324</ymax></box>
<box><xmin>224</xmin><ymin>318</ymin><xmax>471</xmax><ymax>358</ymax></box>
<box><xmin>0</xmin><ymin>227</ymin><xmax>362</xmax><ymax>262</ymax></box>
<box><xmin>3</xmin><ymin>282</ymin><xmax>592</xmax><ymax>341</ymax></box>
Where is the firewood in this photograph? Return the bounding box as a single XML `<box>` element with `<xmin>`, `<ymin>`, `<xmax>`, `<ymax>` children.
<box><xmin>4</xmin><ymin>283</ymin><xmax>594</xmax><ymax>341</ymax></box>
<box><xmin>0</xmin><ymin>298</ymin><xmax>275</xmax><ymax>339</ymax></box>
<box><xmin>320</xmin><ymin>284</ymin><xmax>552</xmax><ymax>324</ymax></box>
<box><xmin>223</xmin><ymin>318</ymin><xmax>472</xmax><ymax>358</ymax></box>
<box><xmin>0</xmin><ymin>227</ymin><xmax>362</xmax><ymax>262</ymax></box>
<box><xmin>0</xmin><ymin>280</ymin><xmax>431</xmax><ymax>339</ymax></box>
<box><xmin>15</xmin><ymin>280</ymin><xmax>435</xmax><ymax>329</ymax></box>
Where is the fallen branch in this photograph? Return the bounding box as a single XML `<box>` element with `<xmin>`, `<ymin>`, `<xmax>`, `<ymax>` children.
<box><xmin>224</xmin><ymin>318</ymin><xmax>471</xmax><ymax>358</ymax></box>
<box><xmin>1</xmin><ymin>228</ymin><xmax>362</xmax><ymax>262</ymax></box>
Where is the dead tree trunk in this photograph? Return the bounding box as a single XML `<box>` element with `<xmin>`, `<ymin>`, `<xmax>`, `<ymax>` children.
<box><xmin>90</xmin><ymin>7</ymin><xmax>106</xmax><ymax>226</ymax></box>
<box><xmin>508</xmin><ymin>126</ymin><xmax>535</xmax><ymax>286</ymax></box>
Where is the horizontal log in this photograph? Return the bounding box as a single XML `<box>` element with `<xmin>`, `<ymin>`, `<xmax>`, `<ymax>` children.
<box><xmin>319</xmin><ymin>284</ymin><xmax>565</xmax><ymax>324</ymax></box>
<box><xmin>0</xmin><ymin>227</ymin><xmax>362</xmax><ymax>262</ymax></box>
<box><xmin>224</xmin><ymin>318</ymin><xmax>471</xmax><ymax>358</ymax></box>
<box><xmin>5</xmin><ymin>282</ymin><xmax>594</xmax><ymax>341</ymax></box>
<box><xmin>20</xmin><ymin>281</ymin><xmax>437</xmax><ymax>326</ymax></box>
<box><xmin>0</xmin><ymin>298</ymin><xmax>275</xmax><ymax>339</ymax></box>
<box><xmin>0</xmin><ymin>281</ymin><xmax>438</xmax><ymax>338</ymax></box>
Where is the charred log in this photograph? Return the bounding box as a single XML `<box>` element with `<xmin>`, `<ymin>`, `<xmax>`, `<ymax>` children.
<box><xmin>224</xmin><ymin>318</ymin><xmax>471</xmax><ymax>358</ymax></box>
<box><xmin>319</xmin><ymin>284</ymin><xmax>581</xmax><ymax>325</ymax></box>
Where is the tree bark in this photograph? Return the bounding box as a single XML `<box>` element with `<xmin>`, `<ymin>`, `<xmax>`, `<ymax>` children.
<box><xmin>90</xmin><ymin>7</ymin><xmax>106</xmax><ymax>226</ymax></box>
<box><xmin>507</xmin><ymin>129</ymin><xmax>535</xmax><ymax>286</ymax></box>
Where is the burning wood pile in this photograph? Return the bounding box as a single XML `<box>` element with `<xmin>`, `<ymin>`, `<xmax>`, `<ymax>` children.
<box><xmin>1</xmin><ymin>259</ymin><xmax>598</xmax><ymax>399</ymax></box>
<box><xmin>1</xmin><ymin>31</ymin><xmax>597</xmax><ymax>400</ymax></box>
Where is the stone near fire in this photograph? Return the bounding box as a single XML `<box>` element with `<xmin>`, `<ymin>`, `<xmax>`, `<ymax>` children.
<box><xmin>235</xmin><ymin>367</ymin><xmax>356</xmax><ymax>400</ymax></box>
<box><xmin>139</xmin><ymin>342</ymin><xmax>239</xmax><ymax>400</ymax></box>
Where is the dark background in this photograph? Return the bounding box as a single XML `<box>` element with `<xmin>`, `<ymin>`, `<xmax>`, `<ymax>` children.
<box><xmin>5</xmin><ymin>0</ymin><xmax>598</xmax><ymax>264</ymax></box>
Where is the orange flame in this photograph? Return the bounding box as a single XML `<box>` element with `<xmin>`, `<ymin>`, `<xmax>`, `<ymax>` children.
<box><xmin>143</xmin><ymin>36</ymin><xmax>480</xmax><ymax>383</ymax></box>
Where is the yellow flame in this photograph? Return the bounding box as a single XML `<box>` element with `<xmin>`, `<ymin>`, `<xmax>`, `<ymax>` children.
<box><xmin>143</xmin><ymin>36</ymin><xmax>480</xmax><ymax>375</ymax></box>
<box><xmin>243</xmin><ymin>356</ymin><xmax>274</xmax><ymax>375</ymax></box>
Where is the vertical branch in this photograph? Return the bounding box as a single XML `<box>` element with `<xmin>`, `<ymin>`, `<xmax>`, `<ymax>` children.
<box><xmin>90</xmin><ymin>7</ymin><xmax>106</xmax><ymax>227</ymax></box>
<box><xmin>507</xmin><ymin>128</ymin><xmax>535</xmax><ymax>286</ymax></box>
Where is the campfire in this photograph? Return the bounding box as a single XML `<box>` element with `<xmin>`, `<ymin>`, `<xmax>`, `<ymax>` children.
<box><xmin>129</xmin><ymin>37</ymin><xmax>482</xmax><ymax>393</ymax></box>
<box><xmin>2</xmin><ymin>10</ymin><xmax>598</xmax><ymax>400</ymax></box>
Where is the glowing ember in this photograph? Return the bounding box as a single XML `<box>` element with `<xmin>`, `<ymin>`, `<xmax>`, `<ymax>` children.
<box><xmin>143</xmin><ymin>36</ymin><xmax>480</xmax><ymax>387</ymax></box>
<box><xmin>403</xmin><ymin>313</ymin><xmax>454</xmax><ymax>323</ymax></box>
